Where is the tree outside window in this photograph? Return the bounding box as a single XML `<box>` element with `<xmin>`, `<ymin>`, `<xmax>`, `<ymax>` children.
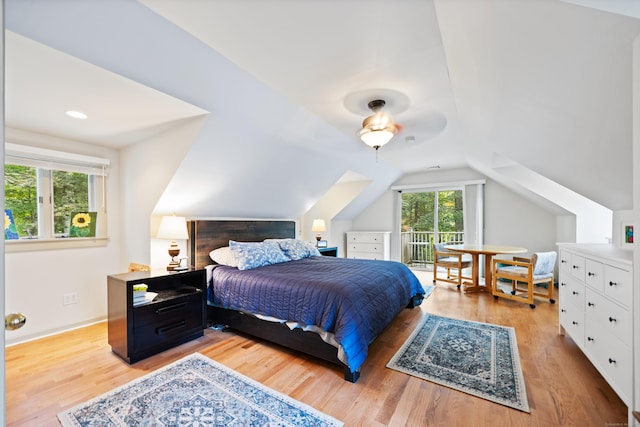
<box><xmin>5</xmin><ymin>165</ymin><xmax>91</xmax><ymax>239</ymax></box>
<box><xmin>4</xmin><ymin>164</ymin><xmax>38</xmax><ymax>237</ymax></box>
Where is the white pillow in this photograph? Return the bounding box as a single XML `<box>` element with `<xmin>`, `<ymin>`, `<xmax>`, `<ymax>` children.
<box><xmin>209</xmin><ymin>246</ymin><xmax>239</xmax><ymax>267</ymax></box>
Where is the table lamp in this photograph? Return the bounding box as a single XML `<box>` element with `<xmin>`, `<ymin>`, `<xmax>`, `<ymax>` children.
<box><xmin>311</xmin><ymin>219</ymin><xmax>326</xmax><ymax>246</ymax></box>
<box><xmin>156</xmin><ymin>214</ymin><xmax>189</xmax><ymax>270</ymax></box>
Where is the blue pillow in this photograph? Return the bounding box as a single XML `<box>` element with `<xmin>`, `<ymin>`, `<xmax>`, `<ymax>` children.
<box><xmin>265</xmin><ymin>238</ymin><xmax>321</xmax><ymax>260</ymax></box>
<box><xmin>229</xmin><ymin>240</ymin><xmax>289</xmax><ymax>270</ymax></box>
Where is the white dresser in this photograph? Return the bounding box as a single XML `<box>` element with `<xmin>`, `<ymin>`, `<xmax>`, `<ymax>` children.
<box><xmin>558</xmin><ymin>244</ymin><xmax>633</xmax><ymax>408</ymax></box>
<box><xmin>346</xmin><ymin>231</ymin><xmax>391</xmax><ymax>260</ymax></box>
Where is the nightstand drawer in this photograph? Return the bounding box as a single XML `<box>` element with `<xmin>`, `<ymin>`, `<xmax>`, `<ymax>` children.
<box><xmin>133</xmin><ymin>310</ymin><xmax>203</xmax><ymax>351</ymax></box>
<box><xmin>134</xmin><ymin>291</ymin><xmax>202</xmax><ymax>327</ymax></box>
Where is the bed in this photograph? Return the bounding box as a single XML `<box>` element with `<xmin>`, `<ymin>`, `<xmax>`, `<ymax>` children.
<box><xmin>188</xmin><ymin>220</ymin><xmax>425</xmax><ymax>382</ymax></box>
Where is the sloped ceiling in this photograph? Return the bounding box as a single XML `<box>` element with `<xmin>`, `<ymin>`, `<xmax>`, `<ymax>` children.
<box><xmin>5</xmin><ymin>0</ymin><xmax>640</xmax><ymax>220</ymax></box>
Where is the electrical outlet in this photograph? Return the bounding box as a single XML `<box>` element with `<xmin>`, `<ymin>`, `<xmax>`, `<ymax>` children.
<box><xmin>63</xmin><ymin>292</ymin><xmax>78</xmax><ymax>305</ymax></box>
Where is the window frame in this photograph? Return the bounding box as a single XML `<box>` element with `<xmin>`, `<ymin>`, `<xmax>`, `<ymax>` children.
<box><xmin>4</xmin><ymin>143</ymin><xmax>110</xmax><ymax>252</ymax></box>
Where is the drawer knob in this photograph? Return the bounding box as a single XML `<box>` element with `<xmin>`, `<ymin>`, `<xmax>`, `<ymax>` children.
<box><xmin>609</xmin><ymin>281</ymin><xmax>617</xmax><ymax>287</ymax></box>
<box><xmin>587</xmin><ymin>337</ymin><xmax>594</xmax><ymax>342</ymax></box>
<box><xmin>608</xmin><ymin>317</ymin><xmax>617</xmax><ymax>323</ymax></box>
<box><xmin>608</xmin><ymin>358</ymin><xmax>616</xmax><ymax>365</ymax></box>
<box><xmin>561</xmin><ymin>309</ymin><xmax>566</xmax><ymax>313</ymax></box>
<box><xmin>560</xmin><ymin>282</ymin><xmax>566</xmax><ymax>287</ymax></box>
<box><xmin>587</xmin><ymin>272</ymin><xmax>595</xmax><ymax>277</ymax></box>
<box><xmin>572</xmin><ymin>291</ymin><xmax>578</xmax><ymax>295</ymax></box>
<box><xmin>572</xmin><ymin>321</ymin><xmax>578</xmax><ymax>325</ymax></box>
<box><xmin>572</xmin><ymin>265</ymin><xmax>578</xmax><ymax>269</ymax></box>
<box><xmin>561</xmin><ymin>259</ymin><xmax>567</xmax><ymax>264</ymax></box>
<box><xmin>587</xmin><ymin>302</ymin><xmax>594</xmax><ymax>307</ymax></box>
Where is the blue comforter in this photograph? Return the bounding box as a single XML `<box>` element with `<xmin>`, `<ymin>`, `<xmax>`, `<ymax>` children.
<box><xmin>209</xmin><ymin>256</ymin><xmax>424</xmax><ymax>373</ymax></box>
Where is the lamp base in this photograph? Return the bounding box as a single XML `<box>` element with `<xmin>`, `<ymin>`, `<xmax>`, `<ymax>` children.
<box><xmin>166</xmin><ymin>262</ymin><xmax>181</xmax><ymax>271</ymax></box>
<box><xmin>167</xmin><ymin>245</ymin><xmax>181</xmax><ymax>271</ymax></box>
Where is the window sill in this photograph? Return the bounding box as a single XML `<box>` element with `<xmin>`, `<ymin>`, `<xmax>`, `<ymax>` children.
<box><xmin>5</xmin><ymin>237</ymin><xmax>109</xmax><ymax>253</ymax></box>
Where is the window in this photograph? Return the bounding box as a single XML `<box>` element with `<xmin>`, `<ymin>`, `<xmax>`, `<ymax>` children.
<box><xmin>392</xmin><ymin>179</ymin><xmax>485</xmax><ymax>267</ymax></box>
<box><xmin>4</xmin><ymin>143</ymin><xmax>109</xmax><ymax>244</ymax></box>
<box><xmin>400</xmin><ymin>189</ymin><xmax>465</xmax><ymax>266</ymax></box>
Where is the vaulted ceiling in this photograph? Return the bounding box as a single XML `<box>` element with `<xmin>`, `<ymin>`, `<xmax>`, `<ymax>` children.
<box><xmin>5</xmin><ymin>0</ymin><xmax>640</xmax><ymax>221</ymax></box>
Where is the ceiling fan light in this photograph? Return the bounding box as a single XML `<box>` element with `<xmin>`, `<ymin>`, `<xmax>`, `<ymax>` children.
<box><xmin>360</xmin><ymin>129</ymin><xmax>395</xmax><ymax>148</ymax></box>
<box><xmin>358</xmin><ymin>99</ymin><xmax>398</xmax><ymax>150</ymax></box>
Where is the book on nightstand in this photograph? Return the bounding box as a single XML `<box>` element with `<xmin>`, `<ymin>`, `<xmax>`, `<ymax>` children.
<box><xmin>133</xmin><ymin>291</ymin><xmax>158</xmax><ymax>306</ymax></box>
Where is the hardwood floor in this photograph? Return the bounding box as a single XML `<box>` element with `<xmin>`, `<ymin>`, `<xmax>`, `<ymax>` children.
<box><xmin>6</xmin><ymin>273</ymin><xmax>628</xmax><ymax>426</ymax></box>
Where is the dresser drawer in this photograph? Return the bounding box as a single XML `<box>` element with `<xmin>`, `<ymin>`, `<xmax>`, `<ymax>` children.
<box><xmin>558</xmin><ymin>250</ymin><xmax>572</xmax><ymax>276</ymax></box>
<box><xmin>347</xmin><ymin>233</ymin><xmax>385</xmax><ymax>244</ymax></box>
<box><xmin>603</xmin><ymin>265</ymin><xmax>632</xmax><ymax>308</ymax></box>
<box><xmin>348</xmin><ymin>242</ymin><xmax>383</xmax><ymax>254</ymax></box>
<box><xmin>568</xmin><ymin>253</ymin><xmax>585</xmax><ymax>281</ymax></box>
<box><xmin>348</xmin><ymin>251</ymin><xmax>383</xmax><ymax>260</ymax></box>
<box><xmin>584</xmin><ymin>259</ymin><xmax>604</xmax><ymax>292</ymax></box>
<box><xmin>583</xmin><ymin>323</ymin><xmax>632</xmax><ymax>404</ymax></box>
<box><xmin>585</xmin><ymin>289</ymin><xmax>631</xmax><ymax>345</ymax></box>
<box><xmin>559</xmin><ymin>276</ymin><xmax>584</xmax><ymax>312</ymax></box>
<box><xmin>559</xmin><ymin>303</ymin><xmax>584</xmax><ymax>347</ymax></box>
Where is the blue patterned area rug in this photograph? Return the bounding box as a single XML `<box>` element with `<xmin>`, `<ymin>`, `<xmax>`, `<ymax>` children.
<box><xmin>387</xmin><ymin>314</ymin><xmax>530</xmax><ymax>412</ymax></box>
<box><xmin>58</xmin><ymin>352</ymin><xmax>343</xmax><ymax>426</ymax></box>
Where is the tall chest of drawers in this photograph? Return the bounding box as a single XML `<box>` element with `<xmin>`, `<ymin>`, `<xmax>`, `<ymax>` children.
<box><xmin>557</xmin><ymin>244</ymin><xmax>633</xmax><ymax>409</ymax></box>
<box><xmin>346</xmin><ymin>231</ymin><xmax>391</xmax><ymax>260</ymax></box>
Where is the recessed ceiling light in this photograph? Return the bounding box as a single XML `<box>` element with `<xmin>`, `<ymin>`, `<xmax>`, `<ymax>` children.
<box><xmin>66</xmin><ymin>110</ymin><xmax>88</xmax><ymax>119</ymax></box>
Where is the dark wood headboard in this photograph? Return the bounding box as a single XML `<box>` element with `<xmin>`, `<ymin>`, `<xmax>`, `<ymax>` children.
<box><xmin>188</xmin><ymin>220</ymin><xmax>296</xmax><ymax>269</ymax></box>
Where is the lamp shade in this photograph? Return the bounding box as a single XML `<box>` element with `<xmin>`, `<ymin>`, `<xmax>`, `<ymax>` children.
<box><xmin>156</xmin><ymin>215</ymin><xmax>189</xmax><ymax>240</ymax></box>
<box><xmin>311</xmin><ymin>219</ymin><xmax>326</xmax><ymax>232</ymax></box>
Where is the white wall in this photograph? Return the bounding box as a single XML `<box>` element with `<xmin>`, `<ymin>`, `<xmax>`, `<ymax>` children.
<box><xmin>302</xmin><ymin>178</ymin><xmax>372</xmax><ymax>253</ymax></box>
<box><xmin>4</xmin><ymin>129</ymin><xmax>121</xmax><ymax>345</ymax></box>
<box><xmin>352</xmin><ymin>167</ymin><xmax>559</xmax><ymax>261</ymax></box>
<box><xmin>483</xmin><ymin>179</ymin><xmax>557</xmax><ymax>256</ymax></box>
<box><xmin>120</xmin><ymin>116</ymin><xmax>207</xmax><ymax>269</ymax></box>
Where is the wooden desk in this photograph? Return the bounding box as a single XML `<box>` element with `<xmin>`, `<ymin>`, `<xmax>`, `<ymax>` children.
<box><xmin>444</xmin><ymin>244</ymin><xmax>527</xmax><ymax>293</ymax></box>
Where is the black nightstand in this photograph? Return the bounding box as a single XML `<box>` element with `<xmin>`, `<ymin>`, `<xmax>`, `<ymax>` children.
<box><xmin>107</xmin><ymin>268</ymin><xmax>206</xmax><ymax>363</ymax></box>
<box><xmin>318</xmin><ymin>247</ymin><xmax>338</xmax><ymax>257</ymax></box>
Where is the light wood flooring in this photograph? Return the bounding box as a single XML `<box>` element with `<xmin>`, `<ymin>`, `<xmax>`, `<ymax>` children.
<box><xmin>6</xmin><ymin>272</ymin><xmax>628</xmax><ymax>426</ymax></box>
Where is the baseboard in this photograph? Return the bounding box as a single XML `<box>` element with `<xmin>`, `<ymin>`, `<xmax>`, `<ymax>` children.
<box><xmin>4</xmin><ymin>316</ymin><xmax>107</xmax><ymax>347</ymax></box>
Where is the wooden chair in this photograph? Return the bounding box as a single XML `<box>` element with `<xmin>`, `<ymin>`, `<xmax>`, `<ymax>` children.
<box><xmin>492</xmin><ymin>251</ymin><xmax>557</xmax><ymax>309</ymax></box>
<box><xmin>432</xmin><ymin>242</ymin><xmax>472</xmax><ymax>288</ymax></box>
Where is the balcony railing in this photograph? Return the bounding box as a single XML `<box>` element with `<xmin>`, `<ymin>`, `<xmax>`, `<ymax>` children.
<box><xmin>401</xmin><ymin>231</ymin><xmax>465</xmax><ymax>267</ymax></box>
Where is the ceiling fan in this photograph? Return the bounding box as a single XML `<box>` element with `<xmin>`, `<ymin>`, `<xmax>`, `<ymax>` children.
<box><xmin>358</xmin><ymin>99</ymin><xmax>401</xmax><ymax>151</ymax></box>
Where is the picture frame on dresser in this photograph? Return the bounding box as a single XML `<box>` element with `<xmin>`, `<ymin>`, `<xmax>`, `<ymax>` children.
<box><xmin>317</xmin><ymin>240</ymin><xmax>328</xmax><ymax>248</ymax></box>
<box><xmin>619</xmin><ymin>222</ymin><xmax>634</xmax><ymax>249</ymax></box>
